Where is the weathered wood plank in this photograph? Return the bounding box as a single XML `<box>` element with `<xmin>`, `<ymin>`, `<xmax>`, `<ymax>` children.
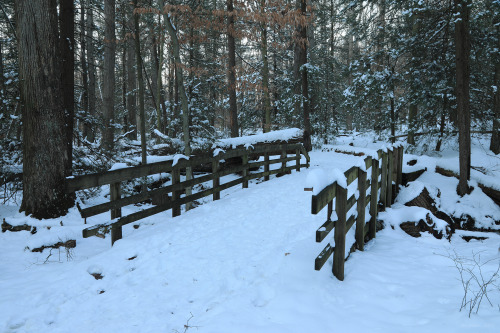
<box><xmin>110</xmin><ymin>182</ymin><xmax>122</xmax><ymax>245</ymax></box>
<box><xmin>333</xmin><ymin>184</ymin><xmax>347</xmax><ymax>281</ymax></box>
<box><xmin>311</xmin><ymin>182</ymin><xmax>337</xmax><ymax>215</ymax></box>
<box><xmin>316</xmin><ymin>219</ymin><xmax>335</xmax><ymax>243</ymax></box>
<box><xmin>264</xmin><ymin>152</ymin><xmax>270</xmax><ymax>181</ymax></box>
<box><xmin>345</xmin><ymin>214</ymin><xmax>356</xmax><ymax>232</ymax></box>
<box><xmin>356</xmin><ymin>168</ymin><xmax>367</xmax><ymax>251</ymax></box>
<box><xmin>380</xmin><ymin>151</ymin><xmax>388</xmax><ymax>208</ymax></box>
<box><xmin>346</xmin><ymin>193</ymin><xmax>357</xmax><ymax>212</ymax></box>
<box><xmin>171</xmin><ymin>166</ymin><xmax>181</xmax><ymax>217</ymax></box>
<box><xmin>387</xmin><ymin>148</ymin><xmax>394</xmax><ymax>207</ymax></box>
<box><xmin>370</xmin><ymin>158</ymin><xmax>379</xmax><ymax>239</ymax></box>
<box><xmin>344</xmin><ymin>166</ymin><xmax>358</xmax><ymax>186</ymax></box>
<box><xmin>242</xmin><ymin>154</ymin><xmax>249</xmax><ymax>188</ymax></box>
<box><xmin>296</xmin><ymin>149</ymin><xmax>301</xmax><ymax>172</ymax></box>
<box><xmin>212</xmin><ymin>159</ymin><xmax>220</xmax><ymax>201</ymax></box>
<box><xmin>315</xmin><ymin>243</ymin><xmax>334</xmax><ymax>271</ymax></box>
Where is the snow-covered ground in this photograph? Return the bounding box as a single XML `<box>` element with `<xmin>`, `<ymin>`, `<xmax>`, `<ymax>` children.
<box><xmin>1</xmin><ymin>133</ymin><xmax>500</xmax><ymax>332</ymax></box>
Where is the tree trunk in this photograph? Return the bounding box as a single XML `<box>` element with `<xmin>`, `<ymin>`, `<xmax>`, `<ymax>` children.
<box><xmin>260</xmin><ymin>0</ymin><xmax>272</xmax><ymax>133</ymax></box>
<box><xmin>165</xmin><ymin>11</ymin><xmax>193</xmax><ymax>211</ymax></box>
<box><xmin>126</xmin><ymin>1</ymin><xmax>137</xmax><ymax>140</ymax></box>
<box><xmin>454</xmin><ymin>0</ymin><xmax>471</xmax><ymax>196</ymax></box>
<box><xmin>298</xmin><ymin>0</ymin><xmax>311</xmax><ymax>151</ymax></box>
<box><xmin>134</xmin><ymin>0</ymin><xmax>147</xmax><ymax>165</ymax></box>
<box><xmin>59</xmin><ymin>0</ymin><xmax>74</xmax><ymax>175</ymax></box>
<box><xmin>80</xmin><ymin>0</ymin><xmax>89</xmax><ymax>144</ymax></box>
<box><xmin>86</xmin><ymin>1</ymin><xmax>96</xmax><ymax>143</ymax></box>
<box><xmin>227</xmin><ymin>0</ymin><xmax>238</xmax><ymax>137</ymax></box>
<box><xmin>102</xmin><ymin>0</ymin><xmax>116</xmax><ymax>158</ymax></box>
<box><xmin>490</xmin><ymin>24</ymin><xmax>500</xmax><ymax>154</ymax></box>
<box><xmin>16</xmin><ymin>0</ymin><xmax>74</xmax><ymax>218</ymax></box>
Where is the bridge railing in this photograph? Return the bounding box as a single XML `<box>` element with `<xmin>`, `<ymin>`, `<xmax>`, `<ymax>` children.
<box><xmin>309</xmin><ymin>145</ymin><xmax>403</xmax><ymax>281</ymax></box>
<box><xmin>66</xmin><ymin>143</ymin><xmax>310</xmax><ymax>245</ymax></box>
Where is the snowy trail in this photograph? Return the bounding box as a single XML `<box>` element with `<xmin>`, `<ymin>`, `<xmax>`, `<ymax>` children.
<box><xmin>2</xmin><ymin>149</ymin><xmax>500</xmax><ymax>332</ymax></box>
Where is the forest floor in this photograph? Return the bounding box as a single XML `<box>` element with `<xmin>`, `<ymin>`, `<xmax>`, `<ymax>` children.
<box><xmin>1</xmin><ymin>133</ymin><xmax>500</xmax><ymax>333</ymax></box>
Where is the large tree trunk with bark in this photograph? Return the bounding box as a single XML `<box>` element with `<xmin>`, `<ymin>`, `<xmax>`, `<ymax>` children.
<box><xmin>227</xmin><ymin>0</ymin><xmax>238</xmax><ymax>137</ymax></box>
<box><xmin>16</xmin><ymin>0</ymin><xmax>74</xmax><ymax>218</ymax></box>
<box><xmin>85</xmin><ymin>1</ymin><xmax>97</xmax><ymax>143</ymax></box>
<box><xmin>296</xmin><ymin>0</ymin><xmax>311</xmax><ymax>151</ymax></box>
<box><xmin>59</xmin><ymin>0</ymin><xmax>74</xmax><ymax>175</ymax></box>
<box><xmin>454</xmin><ymin>0</ymin><xmax>471</xmax><ymax>196</ymax></box>
<box><xmin>260</xmin><ymin>0</ymin><xmax>272</xmax><ymax>133</ymax></box>
<box><xmin>165</xmin><ymin>10</ymin><xmax>193</xmax><ymax>210</ymax></box>
<box><xmin>133</xmin><ymin>0</ymin><xmax>147</xmax><ymax>165</ymax></box>
<box><xmin>126</xmin><ymin>1</ymin><xmax>137</xmax><ymax>140</ymax></box>
<box><xmin>490</xmin><ymin>24</ymin><xmax>500</xmax><ymax>154</ymax></box>
<box><xmin>102</xmin><ymin>0</ymin><xmax>116</xmax><ymax>157</ymax></box>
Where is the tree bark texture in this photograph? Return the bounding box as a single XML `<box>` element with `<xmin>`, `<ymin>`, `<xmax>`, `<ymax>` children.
<box><xmin>454</xmin><ymin>0</ymin><xmax>471</xmax><ymax>195</ymax></box>
<box><xmin>260</xmin><ymin>0</ymin><xmax>272</xmax><ymax>133</ymax></box>
<box><xmin>490</xmin><ymin>24</ymin><xmax>500</xmax><ymax>154</ymax></box>
<box><xmin>86</xmin><ymin>1</ymin><xmax>97</xmax><ymax>143</ymax></box>
<box><xmin>298</xmin><ymin>0</ymin><xmax>311</xmax><ymax>151</ymax></box>
<box><xmin>80</xmin><ymin>0</ymin><xmax>89</xmax><ymax>143</ymax></box>
<box><xmin>165</xmin><ymin>10</ymin><xmax>193</xmax><ymax>210</ymax></box>
<box><xmin>126</xmin><ymin>1</ymin><xmax>137</xmax><ymax>140</ymax></box>
<box><xmin>133</xmin><ymin>0</ymin><xmax>147</xmax><ymax>165</ymax></box>
<box><xmin>227</xmin><ymin>0</ymin><xmax>238</xmax><ymax>137</ymax></box>
<box><xmin>59</xmin><ymin>0</ymin><xmax>74</xmax><ymax>175</ymax></box>
<box><xmin>16</xmin><ymin>0</ymin><xmax>74</xmax><ymax>218</ymax></box>
<box><xmin>102</xmin><ymin>0</ymin><xmax>116</xmax><ymax>157</ymax></box>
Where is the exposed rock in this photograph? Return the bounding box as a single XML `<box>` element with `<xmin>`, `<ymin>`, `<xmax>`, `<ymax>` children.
<box><xmin>2</xmin><ymin>219</ymin><xmax>32</xmax><ymax>233</ymax></box>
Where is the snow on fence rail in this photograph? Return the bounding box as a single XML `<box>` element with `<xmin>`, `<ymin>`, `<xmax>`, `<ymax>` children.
<box><xmin>308</xmin><ymin>145</ymin><xmax>404</xmax><ymax>281</ymax></box>
<box><xmin>65</xmin><ymin>143</ymin><xmax>310</xmax><ymax>246</ymax></box>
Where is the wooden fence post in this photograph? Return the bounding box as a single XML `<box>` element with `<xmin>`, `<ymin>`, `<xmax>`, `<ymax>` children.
<box><xmin>242</xmin><ymin>153</ymin><xmax>249</xmax><ymax>188</ymax></box>
<box><xmin>387</xmin><ymin>148</ymin><xmax>394</xmax><ymax>207</ymax></box>
<box><xmin>333</xmin><ymin>183</ymin><xmax>347</xmax><ymax>281</ymax></box>
<box><xmin>280</xmin><ymin>149</ymin><xmax>287</xmax><ymax>173</ymax></box>
<box><xmin>171</xmin><ymin>166</ymin><xmax>181</xmax><ymax>217</ymax></box>
<box><xmin>369</xmin><ymin>157</ymin><xmax>379</xmax><ymax>239</ymax></box>
<box><xmin>380</xmin><ymin>151</ymin><xmax>388</xmax><ymax>209</ymax></box>
<box><xmin>110</xmin><ymin>182</ymin><xmax>122</xmax><ymax>245</ymax></box>
<box><xmin>296</xmin><ymin>149</ymin><xmax>300</xmax><ymax>172</ymax></box>
<box><xmin>264</xmin><ymin>152</ymin><xmax>270</xmax><ymax>181</ymax></box>
<box><xmin>397</xmin><ymin>145</ymin><xmax>403</xmax><ymax>194</ymax></box>
<box><xmin>356</xmin><ymin>167</ymin><xmax>367</xmax><ymax>251</ymax></box>
<box><xmin>212</xmin><ymin>159</ymin><xmax>220</xmax><ymax>201</ymax></box>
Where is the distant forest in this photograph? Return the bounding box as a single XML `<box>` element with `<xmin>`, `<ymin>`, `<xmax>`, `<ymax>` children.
<box><xmin>0</xmin><ymin>0</ymin><xmax>498</xmax><ymax>218</ymax></box>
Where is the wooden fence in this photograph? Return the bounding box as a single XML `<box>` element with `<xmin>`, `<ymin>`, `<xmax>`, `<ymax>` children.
<box><xmin>66</xmin><ymin>143</ymin><xmax>310</xmax><ymax>245</ymax></box>
<box><xmin>310</xmin><ymin>145</ymin><xmax>404</xmax><ymax>281</ymax></box>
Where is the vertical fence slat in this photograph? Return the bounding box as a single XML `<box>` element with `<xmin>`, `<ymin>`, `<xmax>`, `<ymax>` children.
<box><xmin>356</xmin><ymin>167</ymin><xmax>367</xmax><ymax>251</ymax></box>
<box><xmin>380</xmin><ymin>151</ymin><xmax>388</xmax><ymax>208</ymax></box>
<box><xmin>280</xmin><ymin>149</ymin><xmax>287</xmax><ymax>173</ymax></box>
<box><xmin>242</xmin><ymin>154</ymin><xmax>249</xmax><ymax>188</ymax></box>
<box><xmin>212</xmin><ymin>159</ymin><xmax>220</xmax><ymax>201</ymax></box>
<box><xmin>387</xmin><ymin>148</ymin><xmax>394</xmax><ymax>207</ymax></box>
<box><xmin>397</xmin><ymin>145</ymin><xmax>403</xmax><ymax>194</ymax></box>
<box><xmin>296</xmin><ymin>149</ymin><xmax>300</xmax><ymax>172</ymax></box>
<box><xmin>369</xmin><ymin>157</ymin><xmax>379</xmax><ymax>239</ymax></box>
<box><xmin>171</xmin><ymin>166</ymin><xmax>181</xmax><ymax>217</ymax></box>
<box><xmin>264</xmin><ymin>152</ymin><xmax>270</xmax><ymax>181</ymax></box>
<box><xmin>333</xmin><ymin>184</ymin><xmax>347</xmax><ymax>281</ymax></box>
<box><xmin>110</xmin><ymin>182</ymin><xmax>122</xmax><ymax>245</ymax></box>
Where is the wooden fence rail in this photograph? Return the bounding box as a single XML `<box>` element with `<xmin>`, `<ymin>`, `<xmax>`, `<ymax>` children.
<box><xmin>310</xmin><ymin>145</ymin><xmax>404</xmax><ymax>281</ymax></box>
<box><xmin>66</xmin><ymin>143</ymin><xmax>310</xmax><ymax>245</ymax></box>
